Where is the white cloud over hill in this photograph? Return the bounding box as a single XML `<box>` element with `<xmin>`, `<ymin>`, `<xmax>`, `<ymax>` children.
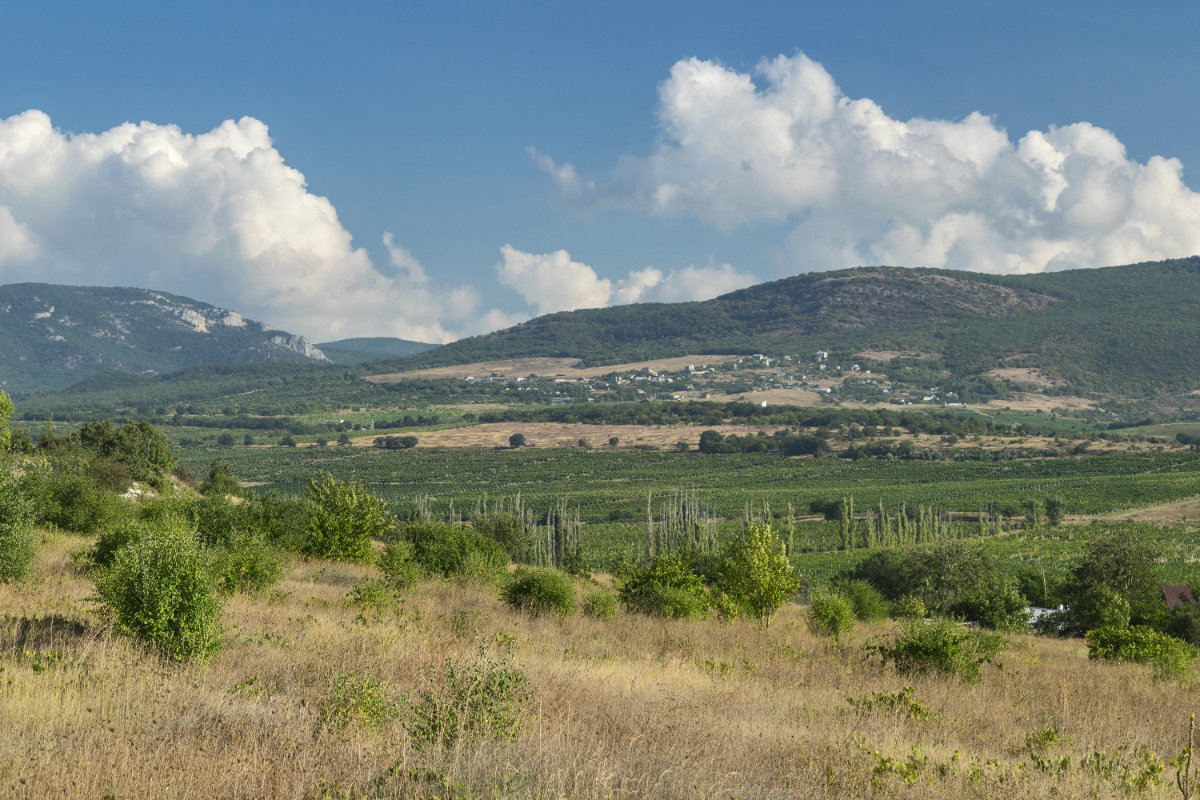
<box><xmin>0</xmin><ymin>110</ymin><xmax>507</xmax><ymax>342</ymax></box>
<box><xmin>496</xmin><ymin>244</ymin><xmax>755</xmax><ymax>314</ymax></box>
<box><xmin>539</xmin><ymin>52</ymin><xmax>1200</xmax><ymax>274</ymax></box>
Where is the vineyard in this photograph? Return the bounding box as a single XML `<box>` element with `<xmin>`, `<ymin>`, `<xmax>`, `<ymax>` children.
<box><xmin>177</xmin><ymin>445</ymin><xmax>1200</xmax><ymax>571</ymax></box>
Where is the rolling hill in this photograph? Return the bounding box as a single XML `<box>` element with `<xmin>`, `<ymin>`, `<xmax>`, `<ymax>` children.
<box><xmin>373</xmin><ymin>258</ymin><xmax>1200</xmax><ymax>398</ymax></box>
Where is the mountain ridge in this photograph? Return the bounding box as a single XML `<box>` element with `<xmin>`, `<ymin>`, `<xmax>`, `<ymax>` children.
<box><xmin>0</xmin><ymin>283</ymin><xmax>332</xmax><ymax>395</ymax></box>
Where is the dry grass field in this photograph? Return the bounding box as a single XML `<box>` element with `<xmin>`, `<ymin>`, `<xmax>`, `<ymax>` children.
<box><xmin>2</xmin><ymin>534</ymin><xmax>1199</xmax><ymax>799</ymax></box>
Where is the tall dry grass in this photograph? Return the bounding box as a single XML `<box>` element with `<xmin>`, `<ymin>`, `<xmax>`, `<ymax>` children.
<box><xmin>0</xmin><ymin>532</ymin><xmax>1196</xmax><ymax>799</ymax></box>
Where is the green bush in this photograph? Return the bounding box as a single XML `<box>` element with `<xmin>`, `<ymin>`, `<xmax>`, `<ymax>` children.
<box><xmin>840</xmin><ymin>579</ymin><xmax>889</xmax><ymax>621</ymax></box>
<box><xmin>0</xmin><ymin>474</ymin><xmax>36</xmax><ymax>583</ymax></box>
<box><xmin>503</xmin><ymin>568</ymin><xmax>576</xmax><ymax>617</ymax></box>
<box><xmin>198</xmin><ymin>459</ymin><xmax>241</xmax><ymax>497</ymax></box>
<box><xmin>211</xmin><ymin>530</ymin><xmax>285</xmax><ymax>594</ymax></box>
<box><xmin>44</xmin><ymin>472</ymin><xmax>123</xmax><ymax>533</ymax></box>
<box><xmin>409</xmin><ymin>643</ymin><xmax>532</xmax><ymax>749</ymax></box>
<box><xmin>955</xmin><ymin>575</ymin><xmax>1030</xmax><ymax>631</ymax></box>
<box><xmin>303</xmin><ymin>474</ymin><xmax>392</xmax><ymax>563</ymax></box>
<box><xmin>1086</xmin><ymin>625</ymin><xmax>1198</xmax><ymax>681</ymax></box>
<box><xmin>378</xmin><ymin>538</ymin><xmax>424</xmax><ymax>589</ymax></box>
<box><xmin>807</xmin><ymin>591</ymin><xmax>856</xmax><ymax>640</ymax></box>
<box><xmin>890</xmin><ymin>595</ymin><xmax>926</xmax><ymax>620</ymax></box>
<box><xmin>581</xmin><ymin>591</ymin><xmax>619</xmax><ymax>620</ymax></box>
<box><xmin>242</xmin><ymin>492</ymin><xmax>312</xmax><ymax>552</ymax></box>
<box><xmin>94</xmin><ymin>517</ymin><xmax>222</xmax><ymax>661</ymax></box>
<box><xmin>343</xmin><ymin>578</ymin><xmax>400</xmax><ymax>610</ymax></box>
<box><xmin>618</xmin><ymin>552</ymin><xmax>710</xmax><ymax>619</ymax></box>
<box><xmin>400</xmin><ymin>521</ymin><xmax>507</xmax><ymax>580</ymax></box>
<box><xmin>873</xmin><ymin>617</ymin><xmax>1006</xmax><ymax>683</ymax></box>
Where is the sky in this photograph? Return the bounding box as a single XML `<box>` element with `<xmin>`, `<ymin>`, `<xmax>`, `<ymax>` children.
<box><xmin>1</xmin><ymin>1</ymin><xmax>1199</xmax><ymax>343</ymax></box>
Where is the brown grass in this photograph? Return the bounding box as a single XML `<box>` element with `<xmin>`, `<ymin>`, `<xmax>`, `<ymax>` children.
<box><xmin>2</xmin><ymin>534</ymin><xmax>1197</xmax><ymax>798</ymax></box>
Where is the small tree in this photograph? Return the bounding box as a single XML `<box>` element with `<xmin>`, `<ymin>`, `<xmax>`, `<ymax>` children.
<box><xmin>303</xmin><ymin>474</ymin><xmax>393</xmax><ymax>562</ymax></box>
<box><xmin>509</xmin><ymin>433</ymin><xmax>526</xmax><ymax>448</ymax></box>
<box><xmin>719</xmin><ymin>522</ymin><xmax>802</xmax><ymax>628</ymax></box>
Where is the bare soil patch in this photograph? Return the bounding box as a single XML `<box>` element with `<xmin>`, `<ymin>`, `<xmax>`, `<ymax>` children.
<box><xmin>1104</xmin><ymin>496</ymin><xmax>1200</xmax><ymax>525</ymax></box>
<box><xmin>986</xmin><ymin>367</ymin><xmax>1058</xmax><ymax>389</ymax></box>
<box><xmin>979</xmin><ymin>392</ymin><xmax>1096</xmax><ymax>412</ymax></box>
<box><xmin>352</xmin><ymin>421</ymin><xmax>786</xmax><ymax>450</ymax></box>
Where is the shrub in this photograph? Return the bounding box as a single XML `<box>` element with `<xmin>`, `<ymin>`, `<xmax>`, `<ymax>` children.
<box><xmin>94</xmin><ymin>517</ymin><xmax>222</xmax><ymax>661</ymax></box>
<box><xmin>873</xmin><ymin>617</ymin><xmax>1006</xmax><ymax>683</ymax></box>
<box><xmin>954</xmin><ymin>575</ymin><xmax>1030</xmax><ymax>631</ymax></box>
<box><xmin>1086</xmin><ymin>625</ymin><xmax>1198</xmax><ymax>681</ymax></box>
<box><xmin>840</xmin><ymin>579</ymin><xmax>889</xmax><ymax>621</ymax></box>
<box><xmin>409</xmin><ymin>643</ymin><xmax>532</xmax><ymax>749</ymax></box>
<box><xmin>618</xmin><ymin>552</ymin><xmax>710</xmax><ymax>619</ymax></box>
<box><xmin>471</xmin><ymin>513</ymin><xmax>530</xmax><ymax>555</ymax></box>
<box><xmin>503</xmin><ymin>568</ymin><xmax>576</xmax><ymax>617</ymax></box>
<box><xmin>581</xmin><ymin>591</ymin><xmax>619</xmax><ymax>620</ymax></box>
<box><xmin>0</xmin><ymin>474</ymin><xmax>36</xmax><ymax>583</ymax></box>
<box><xmin>400</xmin><ymin>521</ymin><xmax>507</xmax><ymax>580</ymax></box>
<box><xmin>243</xmin><ymin>492</ymin><xmax>312</xmax><ymax>552</ymax></box>
<box><xmin>890</xmin><ymin>594</ymin><xmax>926</xmax><ymax>620</ymax></box>
<box><xmin>44</xmin><ymin>472</ymin><xmax>123</xmax><ymax>533</ymax></box>
<box><xmin>343</xmin><ymin>578</ymin><xmax>400</xmax><ymax>610</ymax></box>
<box><xmin>211</xmin><ymin>530</ymin><xmax>285</xmax><ymax>594</ymax></box>
<box><xmin>303</xmin><ymin>474</ymin><xmax>392</xmax><ymax>563</ymax></box>
<box><xmin>319</xmin><ymin>670</ymin><xmax>400</xmax><ymax>732</ymax></box>
<box><xmin>378</xmin><ymin>538</ymin><xmax>424</xmax><ymax>589</ymax></box>
<box><xmin>807</xmin><ymin>591</ymin><xmax>856</xmax><ymax>640</ymax></box>
<box><xmin>198</xmin><ymin>459</ymin><xmax>241</xmax><ymax>497</ymax></box>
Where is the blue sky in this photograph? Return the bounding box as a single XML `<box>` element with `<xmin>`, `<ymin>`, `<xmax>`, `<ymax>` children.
<box><xmin>2</xmin><ymin>1</ymin><xmax>1199</xmax><ymax>341</ymax></box>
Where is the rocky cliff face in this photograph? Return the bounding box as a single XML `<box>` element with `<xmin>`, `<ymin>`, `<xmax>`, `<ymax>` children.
<box><xmin>0</xmin><ymin>283</ymin><xmax>330</xmax><ymax>394</ymax></box>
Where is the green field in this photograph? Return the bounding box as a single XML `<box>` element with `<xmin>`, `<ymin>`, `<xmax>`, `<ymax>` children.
<box><xmin>176</xmin><ymin>445</ymin><xmax>1200</xmax><ymax>569</ymax></box>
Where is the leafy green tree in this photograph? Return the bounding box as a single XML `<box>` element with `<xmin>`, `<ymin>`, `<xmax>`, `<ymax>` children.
<box><xmin>508</xmin><ymin>433</ymin><xmax>526</xmax><ymax>448</ymax></box>
<box><xmin>303</xmin><ymin>474</ymin><xmax>393</xmax><ymax>562</ymax></box>
<box><xmin>718</xmin><ymin>522</ymin><xmax>802</xmax><ymax>628</ymax></box>
<box><xmin>0</xmin><ymin>388</ymin><xmax>13</xmax><ymax>451</ymax></box>
<box><xmin>1064</xmin><ymin>528</ymin><xmax>1162</xmax><ymax>629</ymax></box>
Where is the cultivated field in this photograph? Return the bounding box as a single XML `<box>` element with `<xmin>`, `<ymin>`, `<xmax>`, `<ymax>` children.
<box><xmin>3</xmin><ymin>534</ymin><xmax>1199</xmax><ymax>799</ymax></box>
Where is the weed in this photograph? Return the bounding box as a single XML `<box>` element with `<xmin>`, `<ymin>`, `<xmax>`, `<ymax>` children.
<box><xmin>408</xmin><ymin>642</ymin><xmax>532</xmax><ymax>749</ymax></box>
<box><xmin>319</xmin><ymin>670</ymin><xmax>400</xmax><ymax>732</ymax></box>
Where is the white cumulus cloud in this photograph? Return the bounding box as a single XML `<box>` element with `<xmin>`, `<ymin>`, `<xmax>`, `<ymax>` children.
<box><xmin>0</xmin><ymin>110</ymin><xmax>509</xmax><ymax>342</ymax></box>
<box><xmin>539</xmin><ymin>52</ymin><xmax>1200</xmax><ymax>274</ymax></box>
<box><xmin>497</xmin><ymin>244</ymin><xmax>756</xmax><ymax>314</ymax></box>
